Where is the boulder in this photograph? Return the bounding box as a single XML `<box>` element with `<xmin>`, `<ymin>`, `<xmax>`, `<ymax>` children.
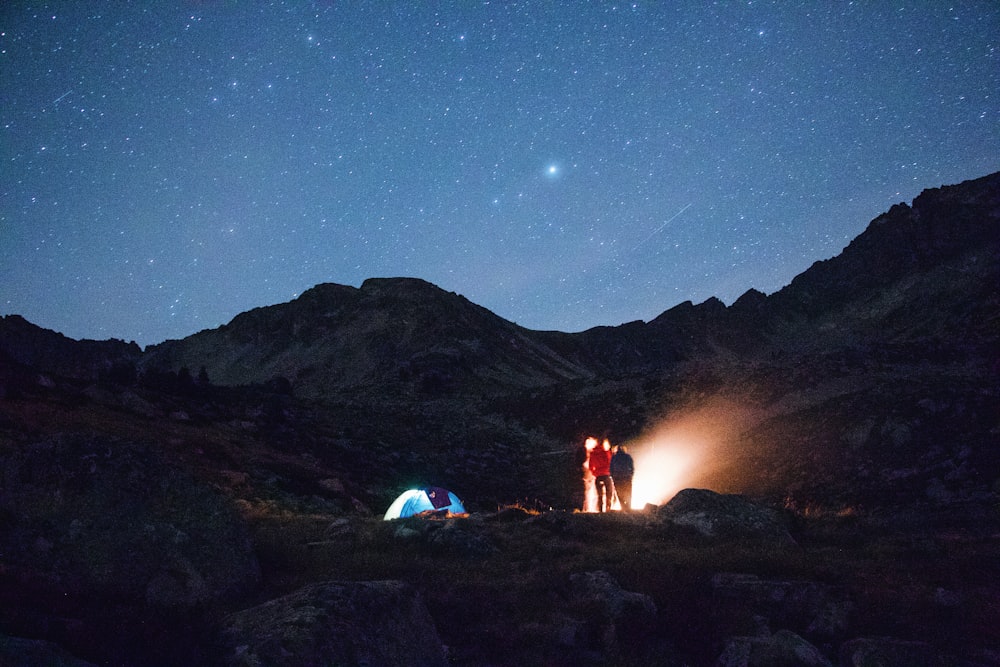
<box><xmin>426</xmin><ymin>519</ymin><xmax>498</xmax><ymax>557</ymax></box>
<box><xmin>567</xmin><ymin>570</ymin><xmax>657</xmax><ymax>655</ymax></box>
<box><xmin>711</xmin><ymin>573</ymin><xmax>852</xmax><ymax>639</ymax></box>
<box><xmin>839</xmin><ymin>637</ymin><xmax>937</xmax><ymax>666</ymax></box>
<box><xmin>570</xmin><ymin>570</ymin><xmax>657</xmax><ymax>620</ymax></box>
<box><xmin>386</xmin><ymin>517</ymin><xmax>498</xmax><ymax>557</ymax></box>
<box><xmin>222</xmin><ymin>580</ymin><xmax>448</xmax><ymax>667</ymax></box>
<box><xmin>716</xmin><ymin>629</ymin><xmax>832</xmax><ymax>667</ymax></box>
<box><xmin>659</xmin><ymin>488</ymin><xmax>797</xmax><ymax>546</ymax></box>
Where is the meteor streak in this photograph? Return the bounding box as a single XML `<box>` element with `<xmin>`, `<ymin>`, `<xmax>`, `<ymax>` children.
<box><xmin>631</xmin><ymin>202</ymin><xmax>692</xmax><ymax>251</ymax></box>
<box><xmin>52</xmin><ymin>90</ymin><xmax>73</xmax><ymax>104</ymax></box>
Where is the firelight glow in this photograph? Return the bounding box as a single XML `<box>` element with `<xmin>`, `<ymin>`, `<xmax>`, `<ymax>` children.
<box><xmin>622</xmin><ymin>396</ymin><xmax>759</xmax><ymax>508</ymax></box>
<box><xmin>629</xmin><ymin>439</ymin><xmax>702</xmax><ymax>509</ymax></box>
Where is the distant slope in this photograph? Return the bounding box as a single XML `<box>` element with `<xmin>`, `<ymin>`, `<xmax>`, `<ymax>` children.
<box><xmin>0</xmin><ymin>314</ymin><xmax>140</xmax><ymax>383</ymax></box>
<box><xmin>764</xmin><ymin>172</ymin><xmax>1000</xmax><ymax>349</ymax></box>
<box><xmin>140</xmin><ymin>277</ymin><xmax>599</xmax><ymax>399</ymax></box>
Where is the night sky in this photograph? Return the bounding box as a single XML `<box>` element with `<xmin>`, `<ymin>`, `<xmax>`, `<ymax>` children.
<box><xmin>3</xmin><ymin>2</ymin><xmax>998</xmax><ymax>347</ymax></box>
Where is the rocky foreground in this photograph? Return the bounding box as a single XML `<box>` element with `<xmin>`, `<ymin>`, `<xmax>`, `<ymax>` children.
<box><xmin>3</xmin><ymin>444</ymin><xmax>998</xmax><ymax>667</ymax></box>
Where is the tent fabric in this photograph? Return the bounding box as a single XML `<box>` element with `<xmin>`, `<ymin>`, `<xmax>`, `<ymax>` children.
<box><xmin>383</xmin><ymin>487</ymin><xmax>466</xmax><ymax>520</ymax></box>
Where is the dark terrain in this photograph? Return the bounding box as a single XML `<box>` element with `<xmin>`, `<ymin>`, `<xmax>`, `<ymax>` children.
<box><xmin>1</xmin><ymin>172</ymin><xmax>998</xmax><ymax>665</ymax></box>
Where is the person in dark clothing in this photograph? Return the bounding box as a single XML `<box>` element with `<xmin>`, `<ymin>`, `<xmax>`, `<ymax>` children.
<box><xmin>589</xmin><ymin>438</ymin><xmax>615</xmax><ymax>512</ymax></box>
<box><xmin>610</xmin><ymin>444</ymin><xmax>635</xmax><ymax>511</ymax></box>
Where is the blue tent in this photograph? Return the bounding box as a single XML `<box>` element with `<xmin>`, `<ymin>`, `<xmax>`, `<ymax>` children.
<box><xmin>383</xmin><ymin>487</ymin><xmax>466</xmax><ymax>520</ymax></box>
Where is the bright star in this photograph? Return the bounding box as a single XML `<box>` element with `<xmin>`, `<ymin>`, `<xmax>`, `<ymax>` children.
<box><xmin>545</xmin><ymin>164</ymin><xmax>559</xmax><ymax>178</ymax></box>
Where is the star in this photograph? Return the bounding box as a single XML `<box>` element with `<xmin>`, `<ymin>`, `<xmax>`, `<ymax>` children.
<box><xmin>0</xmin><ymin>3</ymin><xmax>996</xmax><ymax>345</ymax></box>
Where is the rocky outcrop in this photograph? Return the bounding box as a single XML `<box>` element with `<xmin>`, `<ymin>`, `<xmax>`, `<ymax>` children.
<box><xmin>388</xmin><ymin>516</ymin><xmax>499</xmax><ymax>557</ymax></box>
<box><xmin>221</xmin><ymin>580</ymin><xmax>448</xmax><ymax>667</ymax></box>
<box><xmin>839</xmin><ymin>637</ymin><xmax>939</xmax><ymax>666</ymax></box>
<box><xmin>771</xmin><ymin>171</ymin><xmax>1000</xmax><ymax>319</ymax></box>
<box><xmin>658</xmin><ymin>489</ymin><xmax>797</xmax><ymax>546</ymax></box>
<box><xmin>566</xmin><ymin>570</ymin><xmax>657</xmax><ymax>657</ymax></box>
<box><xmin>0</xmin><ymin>314</ymin><xmax>140</xmax><ymax>382</ymax></box>
<box><xmin>716</xmin><ymin>629</ymin><xmax>832</xmax><ymax>667</ymax></box>
<box><xmin>710</xmin><ymin>573</ymin><xmax>852</xmax><ymax>640</ymax></box>
<box><xmin>0</xmin><ymin>435</ymin><xmax>260</xmax><ymax>609</ymax></box>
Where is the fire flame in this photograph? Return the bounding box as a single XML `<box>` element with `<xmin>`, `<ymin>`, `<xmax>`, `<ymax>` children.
<box><xmin>599</xmin><ymin>396</ymin><xmax>756</xmax><ymax>509</ymax></box>
<box><xmin>634</xmin><ymin>397</ymin><xmax>759</xmax><ymax>506</ymax></box>
<box><xmin>582</xmin><ymin>437</ymin><xmax>598</xmax><ymax>512</ymax></box>
<box><xmin>629</xmin><ymin>433</ymin><xmax>702</xmax><ymax>508</ymax></box>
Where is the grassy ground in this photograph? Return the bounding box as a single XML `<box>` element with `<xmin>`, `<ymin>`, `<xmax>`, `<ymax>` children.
<box><xmin>2</xmin><ymin>383</ymin><xmax>997</xmax><ymax>665</ymax></box>
<box><xmin>243</xmin><ymin>506</ymin><xmax>1000</xmax><ymax>666</ymax></box>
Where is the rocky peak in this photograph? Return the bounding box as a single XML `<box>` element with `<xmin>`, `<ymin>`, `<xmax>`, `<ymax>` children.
<box><xmin>770</xmin><ymin>172</ymin><xmax>999</xmax><ymax>318</ymax></box>
<box><xmin>0</xmin><ymin>314</ymin><xmax>141</xmax><ymax>382</ymax></box>
<box><xmin>141</xmin><ymin>275</ymin><xmax>592</xmax><ymax>397</ymax></box>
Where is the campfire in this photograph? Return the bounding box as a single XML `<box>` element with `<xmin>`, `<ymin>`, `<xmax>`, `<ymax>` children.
<box><xmin>579</xmin><ymin>398</ymin><xmax>748</xmax><ymax>511</ymax></box>
<box><xmin>581</xmin><ymin>434</ymin><xmax>698</xmax><ymax>512</ymax></box>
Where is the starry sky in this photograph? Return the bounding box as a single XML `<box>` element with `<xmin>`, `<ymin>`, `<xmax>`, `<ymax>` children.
<box><xmin>3</xmin><ymin>2</ymin><xmax>998</xmax><ymax>347</ymax></box>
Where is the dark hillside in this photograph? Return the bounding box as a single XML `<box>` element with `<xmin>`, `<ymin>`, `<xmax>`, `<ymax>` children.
<box><xmin>142</xmin><ymin>277</ymin><xmax>597</xmax><ymax>400</ymax></box>
<box><xmin>0</xmin><ymin>315</ymin><xmax>140</xmax><ymax>383</ymax></box>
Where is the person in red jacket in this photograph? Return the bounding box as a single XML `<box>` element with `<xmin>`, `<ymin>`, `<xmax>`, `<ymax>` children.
<box><xmin>588</xmin><ymin>438</ymin><xmax>615</xmax><ymax>512</ymax></box>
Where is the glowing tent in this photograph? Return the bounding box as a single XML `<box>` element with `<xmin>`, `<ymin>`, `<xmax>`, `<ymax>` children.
<box><xmin>383</xmin><ymin>487</ymin><xmax>466</xmax><ymax>520</ymax></box>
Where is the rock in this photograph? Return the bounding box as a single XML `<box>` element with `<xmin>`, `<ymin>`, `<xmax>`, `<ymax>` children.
<box><xmin>711</xmin><ymin>573</ymin><xmax>851</xmax><ymax>639</ymax></box>
<box><xmin>393</xmin><ymin>525</ymin><xmax>422</xmax><ymax>541</ymax></box>
<box><xmin>144</xmin><ymin>555</ymin><xmax>209</xmax><ymax>608</ymax></box>
<box><xmin>319</xmin><ymin>477</ymin><xmax>345</xmax><ymax>493</ymax></box>
<box><xmin>219</xmin><ymin>469</ymin><xmax>250</xmax><ymax>486</ymax></box>
<box><xmin>490</xmin><ymin>505</ymin><xmax>535</xmax><ymax>522</ymax></box>
<box><xmin>525</xmin><ymin>509</ymin><xmax>592</xmax><ymax>538</ymax></box>
<box><xmin>222</xmin><ymin>580</ymin><xmax>448</xmax><ymax>667</ymax></box>
<box><xmin>351</xmin><ymin>496</ymin><xmax>374</xmax><ymax>515</ymax></box>
<box><xmin>839</xmin><ymin>637</ymin><xmax>937</xmax><ymax>666</ymax></box>
<box><xmin>570</xmin><ymin>570</ymin><xmax>657</xmax><ymax>620</ymax></box>
<box><xmin>659</xmin><ymin>488</ymin><xmax>797</xmax><ymax>546</ymax></box>
<box><xmin>119</xmin><ymin>390</ymin><xmax>161</xmax><ymax>417</ymax></box>
<box><xmin>716</xmin><ymin>629</ymin><xmax>832</xmax><ymax>667</ymax></box>
<box><xmin>426</xmin><ymin>519</ymin><xmax>498</xmax><ymax>557</ymax></box>
<box><xmin>387</xmin><ymin>517</ymin><xmax>497</xmax><ymax>556</ymax></box>
<box><xmin>568</xmin><ymin>570</ymin><xmax>657</xmax><ymax>655</ymax></box>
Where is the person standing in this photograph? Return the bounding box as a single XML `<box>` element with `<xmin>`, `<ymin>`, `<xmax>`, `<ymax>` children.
<box><xmin>589</xmin><ymin>438</ymin><xmax>615</xmax><ymax>512</ymax></box>
<box><xmin>610</xmin><ymin>444</ymin><xmax>635</xmax><ymax>511</ymax></box>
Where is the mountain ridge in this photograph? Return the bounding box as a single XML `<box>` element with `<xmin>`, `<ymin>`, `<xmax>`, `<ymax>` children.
<box><xmin>134</xmin><ymin>171</ymin><xmax>999</xmax><ymax>398</ymax></box>
<box><xmin>4</xmin><ymin>171</ymin><xmax>996</xmax><ymax>397</ymax></box>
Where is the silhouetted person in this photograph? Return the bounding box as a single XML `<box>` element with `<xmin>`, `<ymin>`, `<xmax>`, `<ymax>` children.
<box><xmin>589</xmin><ymin>438</ymin><xmax>615</xmax><ymax>512</ymax></box>
<box><xmin>610</xmin><ymin>444</ymin><xmax>634</xmax><ymax>511</ymax></box>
